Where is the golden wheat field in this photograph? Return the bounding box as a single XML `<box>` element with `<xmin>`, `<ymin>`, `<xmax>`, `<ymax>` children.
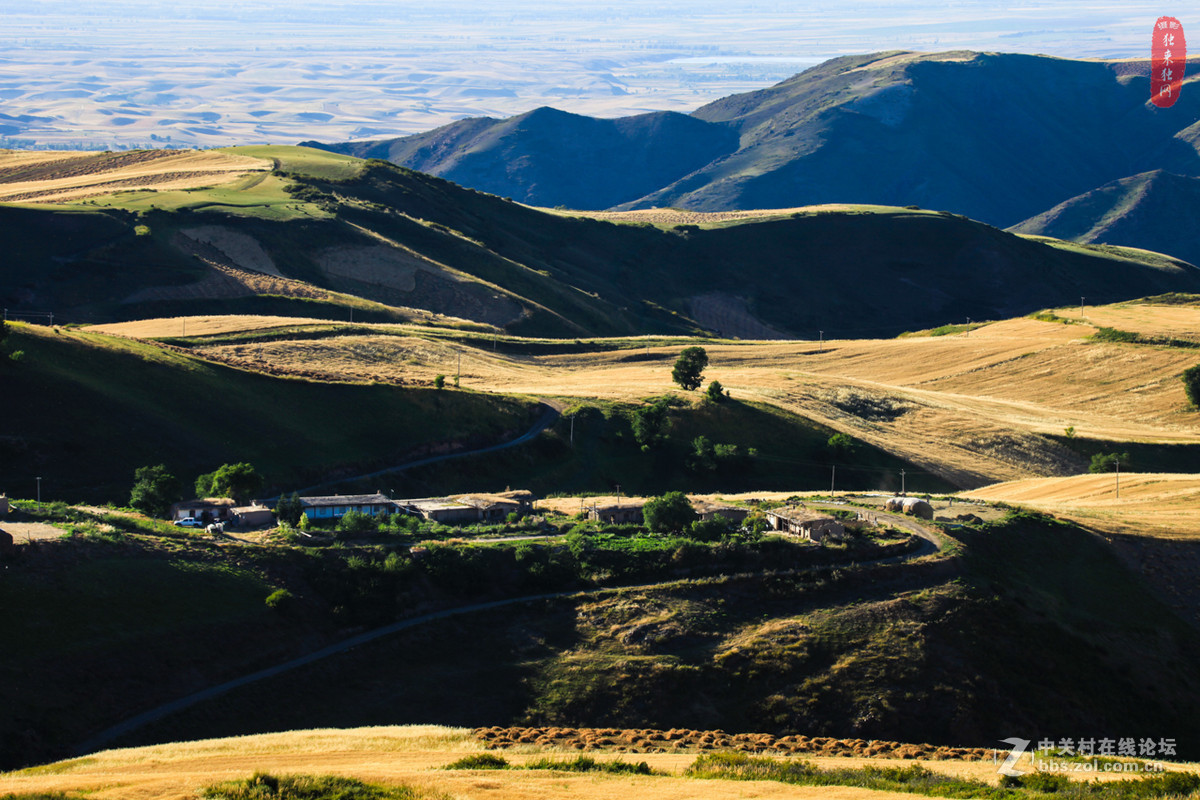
<box><xmin>0</xmin><ymin>149</ymin><xmax>271</xmax><ymax>203</ymax></box>
<box><xmin>113</xmin><ymin>304</ymin><xmax>1200</xmax><ymax>488</ymax></box>
<box><xmin>963</xmin><ymin>473</ymin><xmax>1200</xmax><ymax>539</ymax></box>
<box><xmin>0</xmin><ymin>725</ymin><xmax>1174</xmax><ymax>800</ymax></box>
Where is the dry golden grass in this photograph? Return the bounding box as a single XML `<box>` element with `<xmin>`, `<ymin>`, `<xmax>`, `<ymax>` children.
<box><xmin>87</xmin><ymin>315</ymin><xmax>339</xmax><ymax>338</ymax></box>
<box><xmin>962</xmin><ymin>473</ymin><xmax>1200</xmax><ymax>539</ymax></box>
<box><xmin>6</xmin><ymin>725</ymin><xmax>1180</xmax><ymax>800</ymax></box>
<box><xmin>554</xmin><ymin>204</ymin><xmax>898</xmax><ymax>227</ymax></box>
<box><xmin>0</xmin><ymin>149</ymin><xmax>270</xmax><ymax>203</ymax></box>
<box><xmin>92</xmin><ymin>304</ymin><xmax>1200</xmax><ymax>489</ymax></box>
<box><xmin>1055</xmin><ymin>303</ymin><xmax>1200</xmax><ymax>343</ymax></box>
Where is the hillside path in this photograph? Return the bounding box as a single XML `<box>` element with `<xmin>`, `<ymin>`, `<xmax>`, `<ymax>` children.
<box><xmin>291</xmin><ymin>399</ymin><xmax>562</xmax><ymax>495</ymax></box>
<box><xmin>75</xmin><ymin>504</ymin><xmax>942</xmax><ymax>757</ymax></box>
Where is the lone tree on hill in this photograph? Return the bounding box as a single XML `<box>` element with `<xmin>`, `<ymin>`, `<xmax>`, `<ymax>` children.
<box><xmin>195</xmin><ymin>462</ymin><xmax>264</xmax><ymax>504</ymax></box>
<box><xmin>1184</xmin><ymin>364</ymin><xmax>1200</xmax><ymax>408</ymax></box>
<box><xmin>129</xmin><ymin>464</ymin><xmax>181</xmax><ymax>518</ymax></box>
<box><xmin>672</xmin><ymin>346</ymin><xmax>708</xmax><ymax>391</ymax></box>
<box><xmin>643</xmin><ymin>491</ymin><xmax>698</xmax><ymax>533</ymax></box>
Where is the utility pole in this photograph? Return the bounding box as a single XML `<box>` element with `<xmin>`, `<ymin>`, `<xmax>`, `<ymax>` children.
<box><xmin>569</xmin><ymin>414</ymin><xmax>575</xmax><ymax>446</ymax></box>
<box><xmin>900</xmin><ymin>469</ymin><xmax>906</xmax><ymax>496</ymax></box>
<box><xmin>1115</xmin><ymin>456</ymin><xmax>1120</xmax><ymax>500</ymax></box>
<box><xmin>819</xmin><ymin>330</ymin><xmax>824</xmax><ymax>353</ymax></box>
<box><xmin>966</xmin><ymin>317</ymin><xmax>971</xmax><ymax>336</ymax></box>
<box><xmin>615</xmin><ymin>484</ymin><xmax>621</xmax><ymax>507</ymax></box>
<box><xmin>1080</xmin><ymin>296</ymin><xmax>1085</xmax><ymax>321</ymax></box>
<box><xmin>830</xmin><ymin>464</ymin><xmax>836</xmax><ymax>495</ymax></box>
<box><xmin>456</xmin><ymin>351</ymin><xmax>461</xmax><ymax>385</ymax></box>
<box><xmin>36</xmin><ymin>476</ymin><xmax>42</xmax><ymax>507</ymax></box>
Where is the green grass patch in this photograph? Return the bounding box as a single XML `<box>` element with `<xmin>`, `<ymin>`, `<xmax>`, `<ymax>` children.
<box><xmin>524</xmin><ymin>755</ymin><xmax>655</xmax><ymax>775</ymax></box>
<box><xmin>202</xmin><ymin>772</ymin><xmax>427</xmax><ymax>800</ymax></box>
<box><xmin>443</xmin><ymin>753</ymin><xmax>510</xmax><ymax>770</ymax></box>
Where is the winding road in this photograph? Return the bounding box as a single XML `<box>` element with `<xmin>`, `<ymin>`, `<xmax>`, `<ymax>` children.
<box><xmin>74</xmin><ymin>503</ymin><xmax>945</xmax><ymax>757</ymax></box>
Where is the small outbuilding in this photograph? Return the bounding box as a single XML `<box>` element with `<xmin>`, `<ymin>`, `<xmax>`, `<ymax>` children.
<box><xmin>587</xmin><ymin>499</ymin><xmax>646</xmax><ymax>525</ymax></box>
<box><xmin>764</xmin><ymin>506</ymin><xmax>845</xmax><ymax>543</ymax></box>
<box><xmin>232</xmin><ymin>503</ymin><xmax>276</xmax><ymax>529</ymax></box>
<box><xmin>400</xmin><ymin>497</ymin><xmax>482</xmax><ymax>524</ymax></box>
<box><xmin>691</xmin><ymin>499</ymin><xmax>750</xmax><ymax>524</ymax></box>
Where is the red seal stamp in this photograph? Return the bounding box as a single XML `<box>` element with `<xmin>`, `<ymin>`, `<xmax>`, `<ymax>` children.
<box><xmin>1151</xmin><ymin>16</ymin><xmax>1186</xmax><ymax>108</ymax></box>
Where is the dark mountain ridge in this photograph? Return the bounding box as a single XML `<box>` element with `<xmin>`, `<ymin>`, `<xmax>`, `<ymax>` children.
<box><xmin>308</xmin><ymin>51</ymin><xmax>1200</xmax><ymax>228</ymax></box>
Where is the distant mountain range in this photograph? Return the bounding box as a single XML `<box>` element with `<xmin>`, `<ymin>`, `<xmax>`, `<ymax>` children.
<box><xmin>1010</xmin><ymin>170</ymin><xmax>1200</xmax><ymax>267</ymax></box>
<box><xmin>306</xmin><ymin>50</ymin><xmax>1200</xmax><ymax>236</ymax></box>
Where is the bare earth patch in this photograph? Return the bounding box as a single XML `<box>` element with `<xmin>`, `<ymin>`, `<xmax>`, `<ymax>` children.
<box><xmin>0</xmin><ymin>521</ymin><xmax>65</xmax><ymax>544</ymax></box>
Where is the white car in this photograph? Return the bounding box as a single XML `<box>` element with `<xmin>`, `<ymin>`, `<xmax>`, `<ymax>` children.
<box><xmin>173</xmin><ymin>517</ymin><xmax>203</xmax><ymax>528</ymax></box>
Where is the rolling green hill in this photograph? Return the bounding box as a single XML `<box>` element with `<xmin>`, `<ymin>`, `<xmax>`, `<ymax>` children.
<box><xmin>0</xmin><ymin>322</ymin><xmax>540</xmax><ymax>502</ymax></box>
<box><xmin>1009</xmin><ymin>170</ymin><xmax>1200</xmax><ymax>267</ymax></box>
<box><xmin>5</xmin><ymin>147</ymin><xmax>1199</xmax><ymax>340</ymax></box>
<box><xmin>309</xmin><ymin>51</ymin><xmax>1200</xmax><ymax>228</ymax></box>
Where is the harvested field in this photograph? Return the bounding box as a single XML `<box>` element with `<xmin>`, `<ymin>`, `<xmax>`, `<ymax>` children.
<box><xmin>95</xmin><ymin>305</ymin><xmax>1200</xmax><ymax>487</ymax></box>
<box><xmin>87</xmin><ymin>315</ymin><xmax>337</xmax><ymax>337</ymax></box>
<box><xmin>963</xmin><ymin>473</ymin><xmax>1200</xmax><ymax>539</ymax></box>
<box><xmin>474</xmin><ymin>726</ymin><xmax>994</xmax><ymax>761</ymax></box>
<box><xmin>0</xmin><ymin>149</ymin><xmax>270</xmax><ymax>203</ymax></box>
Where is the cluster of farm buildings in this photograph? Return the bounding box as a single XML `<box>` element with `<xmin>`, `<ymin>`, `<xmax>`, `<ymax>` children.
<box><xmin>164</xmin><ymin>489</ymin><xmax>917</xmax><ymax>544</ymax></box>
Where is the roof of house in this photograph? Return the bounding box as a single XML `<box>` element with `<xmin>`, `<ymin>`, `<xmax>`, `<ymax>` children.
<box><xmin>691</xmin><ymin>500</ymin><xmax>747</xmax><ymax>514</ymax></box>
<box><xmin>401</xmin><ymin>497</ymin><xmax>476</xmax><ymax>513</ymax></box>
<box><xmin>173</xmin><ymin>497</ymin><xmax>236</xmax><ymax>509</ymax></box>
<box><xmin>766</xmin><ymin>506</ymin><xmax>838</xmax><ymax>525</ymax></box>
<box><xmin>299</xmin><ymin>493</ymin><xmax>393</xmax><ymax>508</ymax></box>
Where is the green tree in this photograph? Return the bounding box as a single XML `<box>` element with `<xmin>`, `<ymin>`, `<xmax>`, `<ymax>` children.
<box><xmin>1184</xmin><ymin>364</ymin><xmax>1200</xmax><ymax>408</ymax></box>
<box><xmin>631</xmin><ymin>397</ymin><xmax>671</xmax><ymax>450</ymax></box>
<box><xmin>705</xmin><ymin>380</ymin><xmax>726</xmax><ymax>403</ymax></box>
<box><xmin>672</xmin><ymin>346</ymin><xmax>708</xmax><ymax>390</ymax></box>
<box><xmin>1089</xmin><ymin>452</ymin><xmax>1130</xmax><ymax>473</ymax></box>
<box><xmin>337</xmin><ymin>509</ymin><xmax>378</xmax><ymax>535</ymax></box>
<box><xmin>274</xmin><ymin>492</ymin><xmax>303</xmax><ymax>526</ymax></box>
<box><xmin>129</xmin><ymin>464</ymin><xmax>181</xmax><ymax>518</ymax></box>
<box><xmin>827</xmin><ymin>433</ymin><xmax>857</xmax><ymax>456</ymax></box>
<box><xmin>195</xmin><ymin>462</ymin><xmax>264</xmax><ymax>503</ymax></box>
<box><xmin>643</xmin><ymin>491</ymin><xmax>697</xmax><ymax>533</ymax></box>
<box><xmin>434</xmin><ymin>374</ymin><xmax>446</xmax><ymax>389</ymax></box>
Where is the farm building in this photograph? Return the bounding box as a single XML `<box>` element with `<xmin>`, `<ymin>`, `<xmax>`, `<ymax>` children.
<box><xmin>299</xmin><ymin>493</ymin><xmax>395</xmax><ymax>521</ymax></box>
<box><xmin>399</xmin><ymin>497</ymin><xmax>482</xmax><ymax>524</ymax></box>
<box><xmin>587</xmin><ymin>499</ymin><xmax>646</xmax><ymax>524</ymax></box>
<box><xmin>885</xmin><ymin>496</ymin><xmax>934</xmax><ymax>520</ymax></box>
<box><xmin>452</xmin><ymin>490</ymin><xmax>535</xmax><ymax>521</ymax></box>
<box><xmin>232</xmin><ymin>503</ymin><xmax>275</xmax><ymax>528</ymax></box>
<box><xmin>170</xmin><ymin>497</ymin><xmax>236</xmax><ymax>523</ymax></box>
<box><xmin>764</xmin><ymin>506</ymin><xmax>845</xmax><ymax>543</ymax></box>
<box><xmin>691</xmin><ymin>500</ymin><xmax>749</xmax><ymax>524</ymax></box>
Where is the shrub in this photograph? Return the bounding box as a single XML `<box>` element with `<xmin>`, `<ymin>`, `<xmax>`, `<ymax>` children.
<box><xmin>444</xmin><ymin>753</ymin><xmax>509</xmax><ymax>770</ymax></box>
<box><xmin>1184</xmin><ymin>364</ymin><xmax>1200</xmax><ymax>408</ymax></box>
<box><xmin>643</xmin><ymin>491</ymin><xmax>697</xmax><ymax>533</ymax></box>
<box><xmin>337</xmin><ymin>510</ymin><xmax>378</xmax><ymax>535</ymax></box>
<box><xmin>434</xmin><ymin>374</ymin><xmax>445</xmax><ymax>389</ymax></box>
<box><xmin>630</xmin><ymin>397</ymin><xmax>671</xmax><ymax>450</ymax></box>
<box><xmin>705</xmin><ymin>380</ymin><xmax>726</xmax><ymax>403</ymax></box>
<box><xmin>274</xmin><ymin>493</ymin><xmax>303</xmax><ymax>526</ymax></box>
<box><xmin>264</xmin><ymin>589</ymin><xmax>295</xmax><ymax>612</ymax></box>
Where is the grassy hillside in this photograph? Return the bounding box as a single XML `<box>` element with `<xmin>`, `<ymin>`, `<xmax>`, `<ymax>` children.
<box><xmin>80</xmin><ymin>510</ymin><xmax>1200</xmax><ymax>762</ymax></box>
<box><xmin>5</xmin><ymin>146</ymin><xmax>1200</xmax><ymax>339</ymax></box>
<box><xmin>1010</xmin><ymin>171</ymin><xmax>1200</xmax><ymax>267</ymax></box>
<box><xmin>0</xmin><ymin>323</ymin><xmax>540</xmax><ymax>502</ymax></box>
